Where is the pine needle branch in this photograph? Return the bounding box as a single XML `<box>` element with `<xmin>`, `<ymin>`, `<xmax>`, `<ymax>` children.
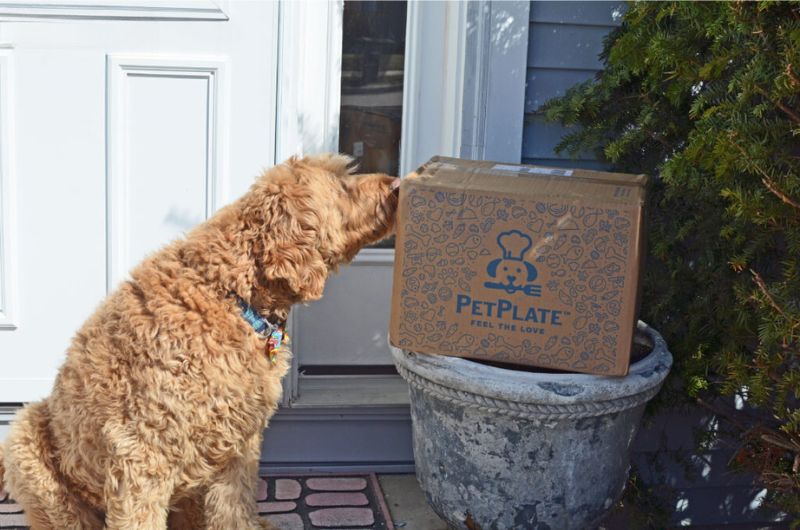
<box><xmin>749</xmin><ymin>268</ymin><xmax>789</xmax><ymax>320</ymax></box>
<box><xmin>730</xmin><ymin>140</ymin><xmax>800</xmax><ymax>211</ymax></box>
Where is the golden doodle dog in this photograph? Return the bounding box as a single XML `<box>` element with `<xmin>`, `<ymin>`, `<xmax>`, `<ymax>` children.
<box><xmin>0</xmin><ymin>154</ymin><xmax>399</xmax><ymax>529</ymax></box>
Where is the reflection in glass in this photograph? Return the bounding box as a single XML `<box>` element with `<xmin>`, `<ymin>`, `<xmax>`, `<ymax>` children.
<box><xmin>339</xmin><ymin>1</ymin><xmax>407</xmax><ymax>248</ymax></box>
<box><xmin>339</xmin><ymin>1</ymin><xmax>406</xmax><ymax>176</ymax></box>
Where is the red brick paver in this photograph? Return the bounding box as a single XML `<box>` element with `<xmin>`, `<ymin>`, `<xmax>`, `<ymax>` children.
<box><xmin>306</xmin><ymin>477</ymin><xmax>367</xmax><ymax>492</ymax></box>
<box><xmin>257</xmin><ymin>501</ymin><xmax>296</xmax><ymax>513</ymax></box>
<box><xmin>274</xmin><ymin>478</ymin><xmax>302</xmax><ymax>500</ymax></box>
<box><xmin>266</xmin><ymin>512</ymin><xmax>304</xmax><ymax>530</ymax></box>
<box><xmin>0</xmin><ymin>514</ymin><xmax>26</xmax><ymax>527</ymax></box>
<box><xmin>0</xmin><ymin>474</ymin><xmax>393</xmax><ymax>529</ymax></box>
<box><xmin>309</xmin><ymin>507</ymin><xmax>375</xmax><ymax>527</ymax></box>
<box><xmin>256</xmin><ymin>478</ymin><xmax>268</xmax><ymax>501</ymax></box>
<box><xmin>305</xmin><ymin>492</ymin><xmax>369</xmax><ymax>507</ymax></box>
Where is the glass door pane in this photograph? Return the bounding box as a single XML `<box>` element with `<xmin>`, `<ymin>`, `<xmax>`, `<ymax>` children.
<box><xmin>339</xmin><ymin>0</ymin><xmax>406</xmax><ymax>175</ymax></box>
<box><xmin>339</xmin><ymin>0</ymin><xmax>407</xmax><ymax>249</ymax></box>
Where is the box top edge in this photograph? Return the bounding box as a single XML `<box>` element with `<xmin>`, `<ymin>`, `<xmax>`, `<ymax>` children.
<box><xmin>423</xmin><ymin>156</ymin><xmax>647</xmax><ymax>185</ymax></box>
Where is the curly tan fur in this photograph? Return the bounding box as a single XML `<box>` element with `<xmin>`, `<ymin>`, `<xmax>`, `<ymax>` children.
<box><xmin>0</xmin><ymin>154</ymin><xmax>398</xmax><ymax>530</ymax></box>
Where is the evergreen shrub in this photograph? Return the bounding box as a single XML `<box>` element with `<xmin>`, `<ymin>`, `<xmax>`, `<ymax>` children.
<box><xmin>542</xmin><ymin>1</ymin><xmax>800</xmax><ymax>519</ymax></box>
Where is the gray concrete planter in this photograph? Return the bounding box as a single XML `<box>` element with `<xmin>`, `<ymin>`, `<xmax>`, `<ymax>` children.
<box><xmin>390</xmin><ymin>321</ymin><xmax>672</xmax><ymax>530</ymax></box>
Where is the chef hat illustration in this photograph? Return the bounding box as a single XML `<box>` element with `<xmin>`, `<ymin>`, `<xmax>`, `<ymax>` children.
<box><xmin>497</xmin><ymin>230</ymin><xmax>533</xmax><ymax>261</ymax></box>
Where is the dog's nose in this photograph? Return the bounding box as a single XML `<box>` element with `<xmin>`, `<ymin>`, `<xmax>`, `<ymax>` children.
<box><xmin>507</xmin><ymin>275</ymin><xmax>516</xmax><ymax>284</ymax></box>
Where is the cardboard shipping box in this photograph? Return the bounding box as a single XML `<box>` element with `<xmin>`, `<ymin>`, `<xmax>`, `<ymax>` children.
<box><xmin>389</xmin><ymin>157</ymin><xmax>647</xmax><ymax>376</ymax></box>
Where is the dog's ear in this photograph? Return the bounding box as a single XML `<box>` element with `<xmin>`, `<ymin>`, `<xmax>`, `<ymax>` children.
<box><xmin>258</xmin><ymin>183</ymin><xmax>328</xmax><ymax>302</ymax></box>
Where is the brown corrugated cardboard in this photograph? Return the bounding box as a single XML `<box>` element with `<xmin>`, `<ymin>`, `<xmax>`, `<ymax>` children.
<box><xmin>389</xmin><ymin>157</ymin><xmax>647</xmax><ymax>376</ymax></box>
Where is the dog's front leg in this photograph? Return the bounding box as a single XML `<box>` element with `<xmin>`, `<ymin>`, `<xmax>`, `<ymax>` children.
<box><xmin>103</xmin><ymin>446</ymin><xmax>175</xmax><ymax>530</ymax></box>
<box><xmin>203</xmin><ymin>432</ymin><xmax>276</xmax><ymax>530</ymax></box>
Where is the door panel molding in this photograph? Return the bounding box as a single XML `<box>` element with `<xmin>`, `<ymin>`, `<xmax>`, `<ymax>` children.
<box><xmin>0</xmin><ymin>1</ymin><xmax>228</xmax><ymax>21</ymax></box>
<box><xmin>106</xmin><ymin>54</ymin><xmax>230</xmax><ymax>291</ymax></box>
<box><xmin>0</xmin><ymin>49</ymin><xmax>18</xmax><ymax>329</ymax></box>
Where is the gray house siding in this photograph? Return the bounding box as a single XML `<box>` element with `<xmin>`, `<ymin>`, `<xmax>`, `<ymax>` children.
<box><xmin>524</xmin><ymin>2</ymin><xmax>788</xmax><ymax>527</ymax></box>
<box><xmin>623</xmin><ymin>409</ymin><xmax>788</xmax><ymax>528</ymax></box>
<box><xmin>523</xmin><ymin>1</ymin><xmax>623</xmax><ymax>171</ymax></box>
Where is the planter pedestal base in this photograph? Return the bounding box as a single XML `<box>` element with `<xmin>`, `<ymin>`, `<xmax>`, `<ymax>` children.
<box><xmin>391</xmin><ymin>321</ymin><xmax>672</xmax><ymax>530</ymax></box>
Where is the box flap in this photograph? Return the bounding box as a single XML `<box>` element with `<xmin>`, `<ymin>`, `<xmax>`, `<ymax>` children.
<box><xmin>413</xmin><ymin>156</ymin><xmax>647</xmax><ymax>206</ymax></box>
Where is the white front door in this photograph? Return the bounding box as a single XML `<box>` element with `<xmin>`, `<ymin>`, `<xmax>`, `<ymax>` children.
<box><xmin>0</xmin><ymin>1</ymin><xmax>279</xmax><ymax>401</ymax></box>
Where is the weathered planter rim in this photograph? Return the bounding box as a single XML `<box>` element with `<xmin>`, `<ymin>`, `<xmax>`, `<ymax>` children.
<box><xmin>390</xmin><ymin>321</ymin><xmax>672</xmax><ymax>410</ymax></box>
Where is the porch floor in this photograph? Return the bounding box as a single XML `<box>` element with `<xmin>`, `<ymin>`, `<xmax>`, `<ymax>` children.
<box><xmin>377</xmin><ymin>474</ymin><xmax>448</xmax><ymax>529</ymax></box>
<box><xmin>2</xmin><ymin>473</ymin><xmax>787</xmax><ymax>529</ymax></box>
<box><xmin>375</xmin><ymin>475</ymin><xmax>791</xmax><ymax>530</ymax></box>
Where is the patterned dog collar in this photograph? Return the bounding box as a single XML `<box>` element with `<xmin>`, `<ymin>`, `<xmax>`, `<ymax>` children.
<box><xmin>233</xmin><ymin>295</ymin><xmax>289</xmax><ymax>364</ymax></box>
<box><xmin>236</xmin><ymin>296</ymin><xmax>277</xmax><ymax>335</ymax></box>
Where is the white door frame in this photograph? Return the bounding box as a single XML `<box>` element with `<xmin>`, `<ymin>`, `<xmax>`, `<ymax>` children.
<box><xmin>399</xmin><ymin>0</ymin><xmax>467</xmax><ymax>176</ymax></box>
<box><xmin>0</xmin><ymin>47</ymin><xmax>17</xmax><ymax>330</ymax></box>
<box><xmin>274</xmin><ymin>1</ymin><xmax>342</xmax><ymax>161</ymax></box>
<box><xmin>460</xmin><ymin>0</ymin><xmax>530</xmax><ymax>163</ymax></box>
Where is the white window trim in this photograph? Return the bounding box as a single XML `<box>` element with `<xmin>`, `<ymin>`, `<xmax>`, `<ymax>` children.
<box><xmin>460</xmin><ymin>0</ymin><xmax>530</xmax><ymax>163</ymax></box>
<box><xmin>399</xmin><ymin>0</ymin><xmax>468</xmax><ymax>177</ymax></box>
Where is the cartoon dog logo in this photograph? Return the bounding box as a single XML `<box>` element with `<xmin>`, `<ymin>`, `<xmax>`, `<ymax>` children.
<box><xmin>484</xmin><ymin>230</ymin><xmax>542</xmax><ymax>297</ymax></box>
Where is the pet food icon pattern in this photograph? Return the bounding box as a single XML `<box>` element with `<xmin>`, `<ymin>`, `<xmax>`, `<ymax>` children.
<box><xmin>396</xmin><ymin>186</ymin><xmax>635</xmax><ymax>373</ymax></box>
<box><xmin>484</xmin><ymin>230</ymin><xmax>541</xmax><ymax>297</ymax></box>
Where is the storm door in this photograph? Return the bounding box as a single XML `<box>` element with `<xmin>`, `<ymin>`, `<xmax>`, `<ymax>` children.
<box><xmin>264</xmin><ymin>0</ymin><xmax>471</xmax><ymax>470</ymax></box>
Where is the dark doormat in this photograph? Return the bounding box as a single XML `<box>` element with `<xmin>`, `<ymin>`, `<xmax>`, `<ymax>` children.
<box><xmin>0</xmin><ymin>473</ymin><xmax>395</xmax><ymax>529</ymax></box>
